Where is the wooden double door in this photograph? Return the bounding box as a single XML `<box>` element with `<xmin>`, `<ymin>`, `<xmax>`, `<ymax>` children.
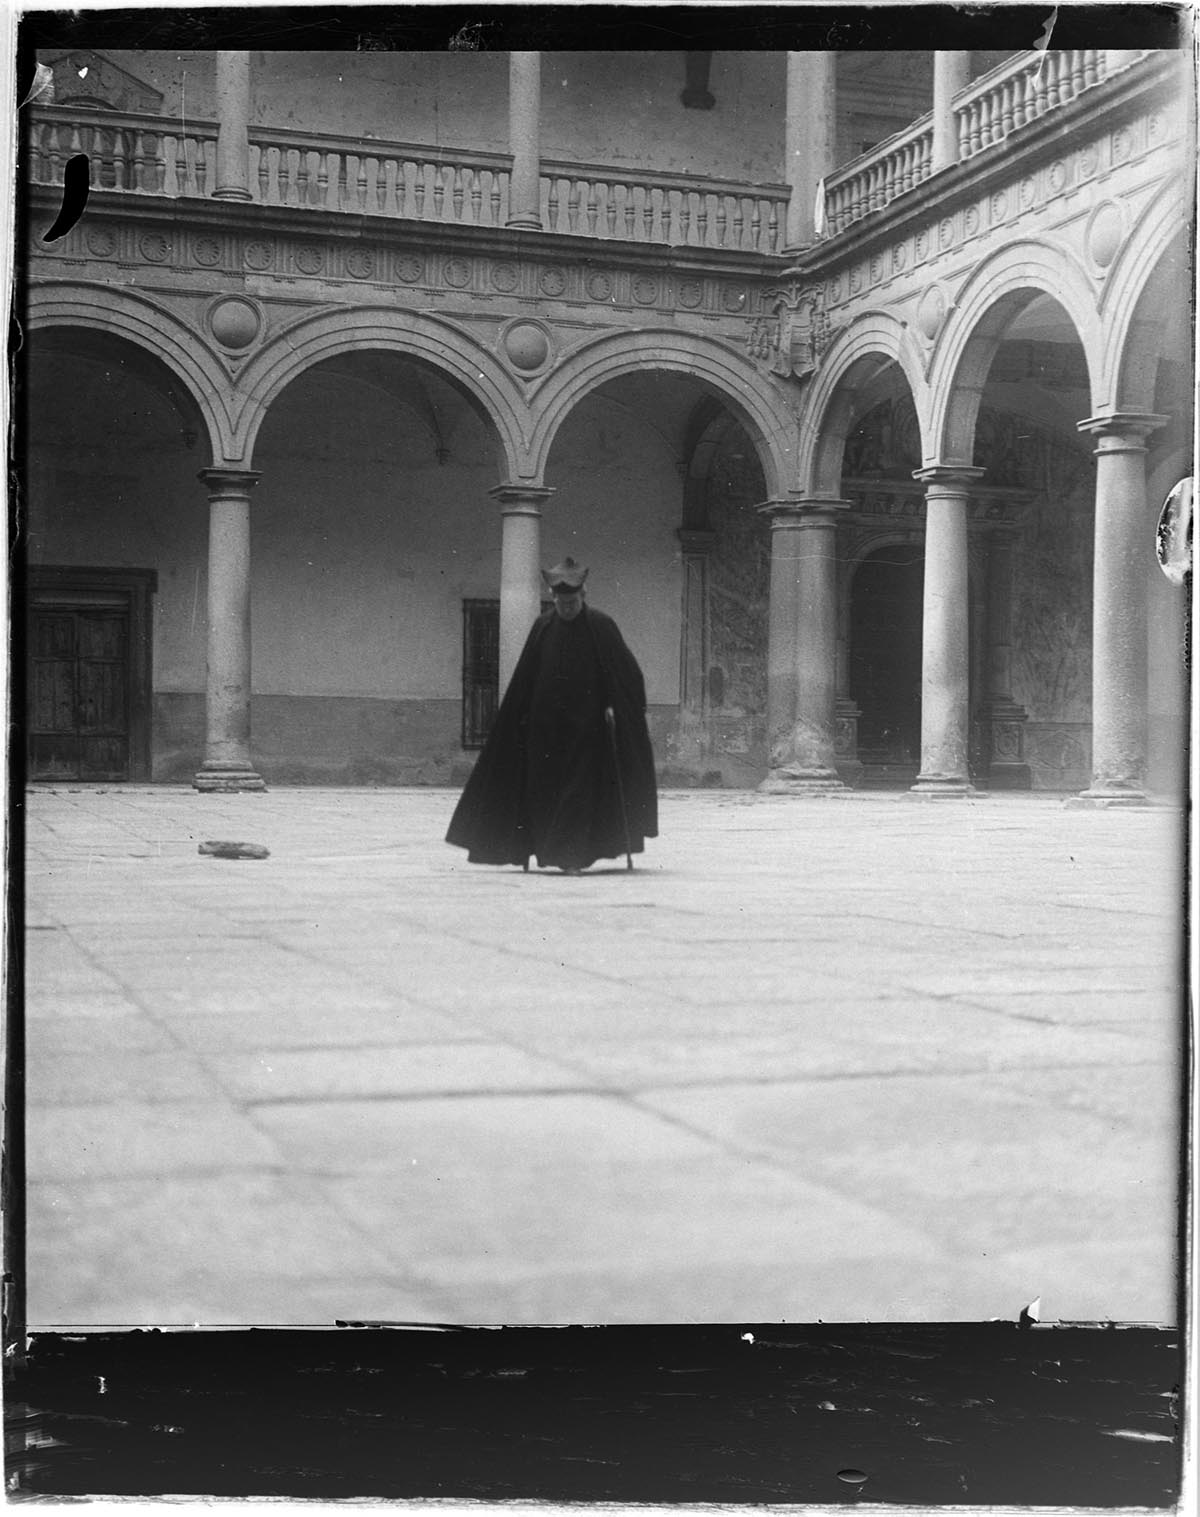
<box><xmin>27</xmin><ymin>568</ymin><xmax>156</xmax><ymax>782</ymax></box>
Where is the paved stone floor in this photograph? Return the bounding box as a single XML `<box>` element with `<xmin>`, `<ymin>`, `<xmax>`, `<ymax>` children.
<box><xmin>20</xmin><ymin>784</ymin><xmax>1186</xmax><ymax>1328</ymax></box>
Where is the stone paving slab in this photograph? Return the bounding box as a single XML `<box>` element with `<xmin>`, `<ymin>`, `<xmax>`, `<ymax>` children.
<box><xmin>19</xmin><ymin>784</ymin><xmax>1186</xmax><ymax>1329</ymax></box>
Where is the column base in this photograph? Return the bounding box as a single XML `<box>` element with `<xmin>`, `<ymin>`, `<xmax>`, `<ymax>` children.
<box><xmin>909</xmin><ymin>776</ymin><xmax>976</xmax><ymax>798</ymax></box>
<box><xmin>193</xmin><ymin>764</ymin><xmax>267</xmax><ymax>793</ymax></box>
<box><xmin>211</xmin><ymin>188</ymin><xmax>253</xmax><ymax>202</ymax></box>
<box><xmin>505</xmin><ymin>215</ymin><xmax>542</xmax><ymax>230</ymax></box>
<box><xmin>759</xmin><ymin>769</ymin><xmax>846</xmax><ymax>794</ymax></box>
<box><xmin>1065</xmin><ymin>786</ymin><xmax>1148</xmax><ymax>809</ymax></box>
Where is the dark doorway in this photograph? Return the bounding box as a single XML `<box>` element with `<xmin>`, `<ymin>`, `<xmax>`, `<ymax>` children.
<box><xmin>26</xmin><ymin>567</ymin><xmax>156</xmax><ymax>782</ymax></box>
<box><xmin>849</xmin><ymin>545</ymin><xmax>923</xmax><ymax>766</ymax></box>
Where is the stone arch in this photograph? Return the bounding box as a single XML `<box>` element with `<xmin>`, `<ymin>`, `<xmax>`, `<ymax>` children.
<box><xmin>928</xmin><ymin>240</ymin><xmax>1099</xmax><ymax>462</ymax></box>
<box><xmin>525</xmin><ymin>329</ymin><xmax>796</xmax><ymax>500</ymax></box>
<box><xmin>24</xmin><ymin>281</ymin><xmax>232</xmax><ymax>459</ymax></box>
<box><xmin>1100</xmin><ymin>190</ymin><xmax>1192</xmax><ymax>411</ymax></box>
<box><xmin>233</xmin><ymin>308</ymin><xmax>532</xmax><ymax>479</ymax></box>
<box><xmin>800</xmin><ymin>312</ymin><xmax>928</xmax><ymax>497</ymax></box>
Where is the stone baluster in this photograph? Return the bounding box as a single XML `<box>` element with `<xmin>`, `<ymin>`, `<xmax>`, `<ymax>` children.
<box><xmin>490</xmin><ymin>484</ymin><xmax>555</xmax><ymax>691</ymax></box>
<box><xmin>759</xmin><ymin>498</ymin><xmax>849</xmax><ymax>791</ymax></box>
<box><xmin>1070</xmin><ymin>413</ymin><xmax>1167</xmax><ymax>804</ymax></box>
<box><xmin>911</xmin><ymin>466</ymin><xmax>983</xmax><ymax>796</ymax></box>
<box><xmin>213</xmin><ymin>51</ymin><xmax>253</xmax><ymax>203</ymax></box>
<box><xmin>194</xmin><ymin>469</ymin><xmax>266</xmax><ymax>791</ymax></box>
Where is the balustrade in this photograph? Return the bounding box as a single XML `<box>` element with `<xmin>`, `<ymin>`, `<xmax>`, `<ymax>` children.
<box><xmin>27</xmin><ymin>50</ymin><xmax>1151</xmax><ymax>250</ymax></box>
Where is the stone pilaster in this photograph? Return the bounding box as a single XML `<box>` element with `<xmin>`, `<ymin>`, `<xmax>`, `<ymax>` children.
<box><xmin>676</xmin><ymin>528</ymin><xmax>717</xmax><ymax>769</ymax></box>
<box><xmin>194</xmin><ymin>468</ymin><xmax>265</xmax><ymax>792</ymax></box>
<box><xmin>932</xmin><ymin>52</ymin><xmax>971</xmax><ymax>170</ymax></box>
<box><xmin>507</xmin><ymin>52</ymin><xmax>542</xmax><ymax>229</ymax></box>
<box><xmin>1069</xmin><ymin>412</ymin><xmax>1167</xmax><ymax>806</ymax></box>
<box><xmin>213</xmin><ymin>52</ymin><xmax>253</xmax><ymax>203</ymax></box>
<box><xmin>910</xmin><ymin>466</ymin><xmax>983</xmax><ymax>797</ymax></box>
<box><xmin>758</xmin><ymin>498</ymin><xmax>848</xmax><ymax>792</ymax></box>
<box><xmin>980</xmin><ymin>528</ymin><xmax>1031</xmax><ymax>788</ymax></box>
<box><xmin>784</xmin><ymin>52</ymin><xmax>836</xmax><ymax>251</ymax></box>
<box><xmin>490</xmin><ymin>483</ymin><xmax>555</xmax><ymax>691</ymax></box>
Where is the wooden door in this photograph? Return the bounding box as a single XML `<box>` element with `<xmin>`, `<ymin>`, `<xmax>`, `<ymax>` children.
<box><xmin>29</xmin><ymin>600</ymin><xmax>131</xmax><ymax>780</ymax></box>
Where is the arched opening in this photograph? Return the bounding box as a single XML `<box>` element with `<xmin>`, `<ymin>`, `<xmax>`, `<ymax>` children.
<box><xmin>543</xmin><ymin>372</ymin><xmax>768</xmax><ymax>786</ymax></box>
<box><xmin>22</xmin><ymin>326</ymin><xmax>207</xmax><ymax>781</ymax></box>
<box><xmin>249</xmin><ymin>349</ymin><xmax>507</xmax><ymax>784</ymax></box>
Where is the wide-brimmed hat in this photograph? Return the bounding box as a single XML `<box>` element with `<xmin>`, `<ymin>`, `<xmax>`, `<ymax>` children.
<box><xmin>541</xmin><ymin>556</ymin><xmax>589</xmax><ymax>590</ymax></box>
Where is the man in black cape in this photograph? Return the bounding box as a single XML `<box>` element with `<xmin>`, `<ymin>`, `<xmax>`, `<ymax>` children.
<box><xmin>446</xmin><ymin>557</ymin><xmax>658</xmax><ymax>872</ymax></box>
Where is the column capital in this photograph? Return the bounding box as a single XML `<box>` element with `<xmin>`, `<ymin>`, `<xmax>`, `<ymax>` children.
<box><xmin>757</xmin><ymin>496</ymin><xmax>850</xmax><ymax>527</ymax></box>
<box><xmin>912</xmin><ymin>464</ymin><xmax>986</xmax><ymax>491</ymax></box>
<box><xmin>1077</xmin><ymin>412</ymin><xmax>1169</xmax><ymax>446</ymax></box>
<box><xmin>199</xmin><ymin>468</ymin><xmax>261</xmax><ymax>496</ymax></box>
<box><xmin>489</xmin><ymin>483</ymin><xmax>555</xmax><ymax>515</ymax></box>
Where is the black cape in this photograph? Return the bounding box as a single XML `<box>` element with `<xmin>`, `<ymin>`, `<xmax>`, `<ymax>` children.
<box><xmin>446</xmin><ymin>606</ymin><xmax>658</xmax><ymax>868</ymax></box>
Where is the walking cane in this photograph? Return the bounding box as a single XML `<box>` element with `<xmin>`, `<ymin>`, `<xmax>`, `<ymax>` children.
<box><xmin>604</xmin><ymin>705</ymin><xmax>634</xmax><ymax>872</ymax></box>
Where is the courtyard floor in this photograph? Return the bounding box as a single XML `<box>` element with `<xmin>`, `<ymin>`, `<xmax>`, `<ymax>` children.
<box><xmin>18</xmin><ymin>783</ymin><xmax>1187</xmax><ymax>1328</ymax></box>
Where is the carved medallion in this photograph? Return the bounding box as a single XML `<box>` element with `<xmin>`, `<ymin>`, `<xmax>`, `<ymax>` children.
<box><xmin>1019</xmin><ymin>176</ymin><xmax>1036</xmax><ymax>209</ymax></box>
<box><xmin>990</xmin><ymin>189</ymin><xmax>1008</xmax><ymax>222</ymax></box>
<box><xmin>1147</xmin><ymin>110</ymin><xmax>1166</xmax><ymax>143</ymax></box>
<box><xmin>139</xmin><ymin>231</ymin><xmax>170</xmax><ymax>263</ymax></box>
<box><xmin>444</xmin><ymin>257</ymin><xmax>472</xmax><ymax>288</ymax></box>
<box><xmin>869</xmin><ymin>254</ymin><xmax>883</xmax><ymax>284</ymax></box>
<box><xmin>964</xmin><ymin>205</ymin><xmax>980</xmax><ymax>236</ymax></box>
<box><xmin>914</xmin><ymin>230</ymin><xmax>928</xmax><ymax>261</ymax></box>
<box><xmin>208</xmin><ymin>296</ymin><xmax>262</xmax><ymax>351</ymax></box>
<box><xmin>938</xmin><ymin>216</ymin><xmax>954</xmax><ymax>250</ymax></box>
<box><xmin>193</xmin><ymin>235</ymin><xmax>222</xmax><ymax>267</ymax></box>
<box><xmin>632</xmin><ymin>274</ymin><xmax>659</xmax><ymax>305</ymax></box>
<box><xmin>722</xmin><ymin>285</ymin><xmax>748</xmax><ymax>312</ymax></box>
<box><xmin>244</xmin><ymin>239</ymin><xmax>273</xmax><ymax>271</ymax></box>
<box><xmin>1078</xmin><ymin>144</ymin><xmax>1099</xmax><ymax>178</ymax></box>
<box><xmin>395</xmin><ymin>253</ymin><xmax>424</xmax><ymax>283</ymax></box>
<box><xmin>849</xmin><ymin>266</ymin><xmax>862</xmax><ymax>295</ymax></box>
<box><xmin>892</xmin><ymin>243</ymin><xmax>906</xmax><ymax>273</ymax></box>
<box><xmin>85</xmin><ymin>227</ymin><xmax>116</xmax><ymax>257</ymax></box>
<box><xmin>1086</xmin><ymin>201</ymin><xmax>1124</xmax><ymax>268</ymax></box>
<box><xmin>295</xmin><ymin>245</ymin><xmax>324</xmax><ymax>274</ymax></box>
<box><xmin>490</xmin><ymin>261</ymin><xmax>519</xmax><ymax>292</ymax></box>
<box><xmin>677</xmin><ymin>278</ymin><xmax>703</xmax><ymax>308</ymax></box>
<box><xmin>1049</xmin><ymin>159</ymin><xmax>1068</xmax><ymax>193</ymax></box>
<box><xmin>502</xmin><ymin>319</ymin><xmax>551</xmax><ymax>373</ymax></box>
<box><xmin>1112</xmin><ymin>127</ymin><xmax>1133</xmax><ymax>163</ymax></box>
<box><xmin>916</xmin><ymin>285</ymin><xmax>947</xmax><ymax>341</ymax></box>
<box><xmin>539</xmin><ymin>267</ymin><xmax>567</xmax><ymax>296</ymax></box>
<box><xmin>585</xmin><ymin>270</ymin><xmax>613</xmax><ymax>301</ymax></box>
<box><xmin>346</xmin><ymin>248</ymin><xmax>375</xmax><ymax>279</ymax></box>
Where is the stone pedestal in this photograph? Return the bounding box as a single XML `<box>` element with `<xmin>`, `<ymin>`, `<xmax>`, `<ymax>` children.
<box><xmin>213</xmin><ymin>52</ymin><xmax>253</xmax><ymax>203</ymax></box>
<box><xmin>490</xmin><ymin>484</ymin><xmax>554</xmax><ymax>692</ymax></box>
<box><xmin>1069</xmin><ymin>412</ymin><xmax>1166</xmax><ymax>806</ymax></box>
<box><xmin>194</xmin><ymin>468</ymin><xmax>265</xmax><ymax>792</ymax></box>
<box><xmin>911</xmin><ymin>467</ymin><xmax>982</xmax><ymax>797</ymax></box>
<box><xmin>784</xmin><ymin>52</ymin><xmax>836</xmax><ymax>250</ymax></box>
<box><xmin>507</xmin><ymin>52</ymin><xmax>542</xmax><ymax>229</ymax></box>
<box><xmin>759</xmin><ymin>498</ymin><xmax>847</xmax><ymax>792</ymax></box>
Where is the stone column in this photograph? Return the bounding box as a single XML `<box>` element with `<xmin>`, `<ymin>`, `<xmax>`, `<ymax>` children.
<box><xmin>758</xmin><ymin>498</ymin><xmax>848</xmax><ymax>791</ymax></box>
<box><xmin>1071</xmin><ymin>412</ymin><xmax>1167</xmax><ymax>804</ymax></box>
<box><xmin>932</xmin><ymin>52</ymin><xmax>971</xmax><ymax>170</ymax></box>
<box><xmin>784</xmin><ymin>51</ymin><xmax>836</xmax><ymax>250</ymax></box>
<box><xmin>981</xmin><ymin>528</ymin><xmax>1031</xmax><ymax>787</ymax></box>
<box><xmin>490</xmin><ymin>484</ymin><xmax>554</xmax><ymax>691</ymax></box>
<box><xmin>676</xmin><ymin>528</ymin><xmax>716</xmax><ymax>771</ymax></box>
<box><xmin>213</xmin><ymin>52</ymin><xmax>253</xmax><ymax>203</ymax></box>
<box><xmin>834</xmin><ymin>541</ymin><xmax>863</xmax><ymax>779</ymax></box>
<box><xmin>911</xmin><ymin>466</ymin><xmax>983</xmax><ymax>796</ymax></box>
<box><xmin>194</xmin><ymin>469</ymin><xmax>265</xmax><ymax>792</ymax></box>
<box><xmin>507</xmin><ymin>51</ymin><xmax>542</xmax><ymax>229</ymax></box>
